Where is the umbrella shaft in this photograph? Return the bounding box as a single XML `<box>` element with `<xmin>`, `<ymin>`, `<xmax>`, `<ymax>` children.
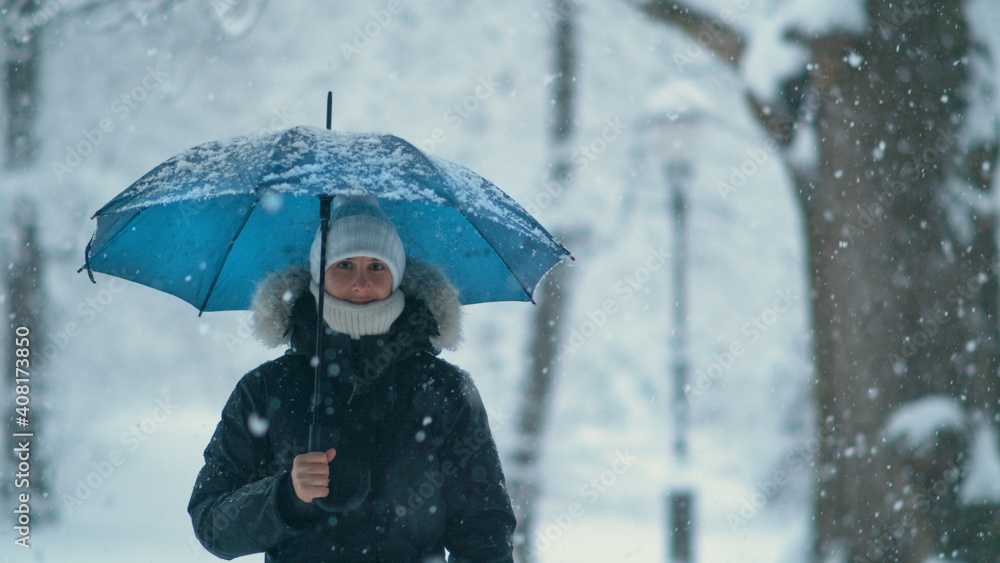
<box><xmin>310</xmin><ymin>195</ymin><xmax>333</xmax><ymax>449</ymax></box>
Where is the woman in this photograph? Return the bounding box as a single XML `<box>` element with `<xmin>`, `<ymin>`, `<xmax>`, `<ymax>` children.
<box><xmin>189</xmin><ymin>196</ymin><xmax>516</xmax><ymax>562</ymax></box>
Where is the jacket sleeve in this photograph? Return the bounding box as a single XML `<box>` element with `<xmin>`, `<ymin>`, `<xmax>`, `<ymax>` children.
<box><xmin>187</xmin><ymin>368</ymin><xmax>308</xmax><ymax>559</ymax></box>
<box><xmin>439</xmin><ymin>370</ymin><xmax>517</xmax><ymax>563</ymax></box>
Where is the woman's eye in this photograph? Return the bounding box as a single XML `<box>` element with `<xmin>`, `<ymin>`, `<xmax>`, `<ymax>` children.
<box><xmin>370</xmin><ymin>263</ymin><xmax>385</xmax><ymax>271</ymax></box>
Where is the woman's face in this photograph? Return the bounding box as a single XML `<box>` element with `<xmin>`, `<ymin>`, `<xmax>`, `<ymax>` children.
<box><xmin>324</xmin><ymin>256</ymin><xmax>393</xmax><ymax>304</ymax></box>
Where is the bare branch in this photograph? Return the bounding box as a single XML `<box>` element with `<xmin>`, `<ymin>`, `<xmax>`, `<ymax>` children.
<box><xmin>632</xmin><ymin>1</ymin><xmax>798</xmax><ymax>145</ymax></box>
<box><xmin>634</xmin><ymin>0</ymin><xmax>745</xmax><ymax>68</ymax></box>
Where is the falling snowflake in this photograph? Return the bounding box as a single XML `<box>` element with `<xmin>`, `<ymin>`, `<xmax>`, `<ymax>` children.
<box><xmin>247</xmin><ymin>413</ymin><xmax>270</xmax><ymax>437</ymax></box>
<box><xmin>262</xmin><ymin>192</ymin><xmax>285</xmax><ymax>213</ymax></box>
<box><xmin>872</xmin><ymin>140</ymin><xmax>886</xmax><ymax>161</ymax></box>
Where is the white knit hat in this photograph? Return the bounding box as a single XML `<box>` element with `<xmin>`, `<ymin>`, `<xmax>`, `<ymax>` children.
<box><xmin>309</xmin><ymin>196</ymin><xmax>406</xmax><ymax>292</ymax></box>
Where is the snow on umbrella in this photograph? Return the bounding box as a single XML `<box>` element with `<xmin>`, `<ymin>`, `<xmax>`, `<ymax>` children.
<box><xmin>81</xmin><ymin>125</ymin><xmax>571</xmax><ymax>312</ymax></box>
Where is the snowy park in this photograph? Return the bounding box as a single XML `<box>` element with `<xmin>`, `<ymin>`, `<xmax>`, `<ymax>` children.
<box><xmin>4</xmin><ymin>1</ymin><xmax>1000</xmax><ymax>562</ymax></box>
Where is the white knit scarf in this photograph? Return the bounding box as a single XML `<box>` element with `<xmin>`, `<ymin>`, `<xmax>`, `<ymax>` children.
<box><xmin>309</xmin><ymin>283</ymin><xmax>405</xmax><ymax>339</ymax></box>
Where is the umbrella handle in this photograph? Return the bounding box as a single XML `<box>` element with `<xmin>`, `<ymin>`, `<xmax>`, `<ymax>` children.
<box><xmin>313</xmin><ymin>465</ymin><xmax>371</xmax><ymax>513</ymax></box>
<box><xmin>306</xmin><ymin>423</ymin><xmax>372</xmax><ymax>513</ymax></box>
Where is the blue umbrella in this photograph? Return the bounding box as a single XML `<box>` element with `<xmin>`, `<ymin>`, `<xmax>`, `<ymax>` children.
<box><xmin>83</xmin><ymin>124</ymin><xmax>570</xmax><ymax>513</ymax></box>
<box><xmin>81</xmin><ymin>125</ymin><xmax>570</xmax><ymax>311</ymax></box>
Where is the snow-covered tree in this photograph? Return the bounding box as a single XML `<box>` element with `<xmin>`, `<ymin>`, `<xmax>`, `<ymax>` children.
<box><xmin>1</xmin><ymin>0</ymin><xmax>266</xmax><ymax>523</ymax></box>
<box><xmin>509</xmin><ymin>2</ymin><xmax>581</xmax><ymax>561</ymax></box>
<box><xmin>637</xmin><ymin>0</ymin><xmax>1000</xmax><ymax>559</ymax></box>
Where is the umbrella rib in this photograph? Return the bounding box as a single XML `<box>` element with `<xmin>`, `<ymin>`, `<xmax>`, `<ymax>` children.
<box><xmin>197</xmin><ymin>197</ymin><xmax>260</xmax><ymax>314</ymax></box>
<box><xmin>195</xmin><ymin>136</ymin><xmax>283</xmax><ymax>314</ymax></box>
<box><xmin>80</xmin><ymin>233</ymin><xmax>98</xmax><ymax>283</ymax></box>
<box><xmin>418</xmin><ymin>146</ymin><xmax>570</xmax><ymax>303</ymax></box>
<box><xmin>410</xmin><ymin>148</ymin><xmax>540</xmax><ymax>303</ymax></box>
<box><xmin>78</xmin><ymin>207</ymin><xmax>151</xmax><ymax>280</ymax></box>
<box><xmin>458</xmin><ymin>215</ymin><xmax>538</xmax><ymax>304</ymax></box>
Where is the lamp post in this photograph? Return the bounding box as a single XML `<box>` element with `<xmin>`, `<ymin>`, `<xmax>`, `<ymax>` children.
<box><xmin>634</xmin><ymin>107</ymin><xmax>709</xmax><ymax>563</ymax></box>
<box><xmin>664</xmin><ymin>160</ymin><xmax>695</xmax><ymax>563</ymax></box>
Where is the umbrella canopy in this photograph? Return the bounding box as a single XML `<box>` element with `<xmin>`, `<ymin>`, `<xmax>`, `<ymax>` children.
<box><xmin>82</xmin><ymin>126</ymin><xmax>570</xmax><ymax>312</ymax></box>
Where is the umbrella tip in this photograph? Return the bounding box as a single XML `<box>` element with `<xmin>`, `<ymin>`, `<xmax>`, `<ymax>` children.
<box><xmin>326</xmin><ymin>92</ymin><xmax>332</xmax><ymax>130</ymax></box>
<box><xmin>81</xmin><ymin>238</ymin><xmax>97</xmax><ymax>283</ymax></box>
<box><xmin>76</xmin><ymin>264</ymin><xmax>97</xmax><ymax>284</ymax></box>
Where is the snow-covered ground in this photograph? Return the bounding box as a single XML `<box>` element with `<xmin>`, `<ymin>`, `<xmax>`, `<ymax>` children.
<box><xmin>10</xmin><ymin>0</ymin><xmax>988</xmax><ymax>561</ymax></box>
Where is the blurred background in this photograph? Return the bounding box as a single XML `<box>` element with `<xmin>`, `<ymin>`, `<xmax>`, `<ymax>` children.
<box><xmin>2</xmin><ymin>1</ymin><xmax>998</xmax><ymax>561</ymax></box>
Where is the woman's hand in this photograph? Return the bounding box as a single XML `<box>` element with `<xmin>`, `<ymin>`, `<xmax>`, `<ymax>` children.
<box><xmin>291</xmin><ymin>448</ymin><xmax>337</xmax><ymax>503</ymax></box>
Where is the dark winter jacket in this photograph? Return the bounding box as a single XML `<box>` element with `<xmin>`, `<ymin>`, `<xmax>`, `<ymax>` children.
<box><xmin>188</xmin><ymin>261</ymin><xmax>516</xmax><ymax>562</ymax></box>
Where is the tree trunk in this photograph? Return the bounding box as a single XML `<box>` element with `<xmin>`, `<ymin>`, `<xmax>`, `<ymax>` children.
<box><xmin>639</xmin><ymin>0</ymin><xmax>1000</xmax><ymax>559</ymax></box>
<box><xmin>4</xmin><ymin>199</ymin><xmax>53</xmax><ymax>522</ymax></box>
<box><xmin>801</xmin><ymin>2</ymin><xmax>999</xmax><ymax>560</ymax></box>
<box><xmin>509</xmin><ymin>2</ymin><xmax>578</xmax><ymax>561</ymax></box>
<box><xmin>2</xmin><ymin>0</ymin><xmax>43</xmax><ymax>169</ymax></box>
<box><xmin>3</xmin><ymin>1</ymin><xmax>52</xmax><ymax>521</ymax></box>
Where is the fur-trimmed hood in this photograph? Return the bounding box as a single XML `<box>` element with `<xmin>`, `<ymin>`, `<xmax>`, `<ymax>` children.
<box><xmin>250</xmin><ymin>259</ymin><xmax>462</xmax><ymax>351</ymax></box>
